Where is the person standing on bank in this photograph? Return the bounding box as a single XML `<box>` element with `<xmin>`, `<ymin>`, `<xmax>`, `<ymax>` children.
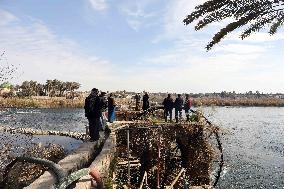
<box><xmin>99</xmin><ymin>92</ymin><xmax>108</xmax><ymax>130</ymax></box>
<box><xmin>107</xmin><ymin>93</ymin><xmax>116</xmax><ymax>123</ymax></box>
<box><xmin>184</xmin><ymin>94</ymin><xmax>193</xmax><ymax>121</ymax></box>
<box><xmin>174</xmin><ymin>94</ymin><xmax>184</xmax><ymax>123</ymax></box>
<box><xmin>163</xmin><ymin>94</ymin><xmax>174</xmax><ymax>122</ymax></box>
<box><xmin>84</xmin><ymin>88</ymin><xmax>104</xmax><ymax>141</ymax></box>
<box><xmin>142</xmin><ymin>92</ymin><xmax>150</xmax><ymax>111</ymax></box>
<box><xmin>134</xmin><ymin>93</ymin><xmax>141</xmax><ymax>111</ymax></box>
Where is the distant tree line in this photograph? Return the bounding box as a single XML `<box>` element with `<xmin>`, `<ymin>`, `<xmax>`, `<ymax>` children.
<box><xmin>1</xmin><ymin>79</ymin><xmax>81</xmax><ymax>98</ymax></box>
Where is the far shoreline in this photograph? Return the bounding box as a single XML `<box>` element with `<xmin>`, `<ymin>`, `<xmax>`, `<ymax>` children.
<box><xmin>1</xmin><ymin>96</ymin><xmax>284</xmax><ymax>108</ymax></box>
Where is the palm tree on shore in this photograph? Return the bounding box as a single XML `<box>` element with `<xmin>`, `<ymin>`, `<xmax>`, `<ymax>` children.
<box><xmin>45</xmin><ymin>80</ymin><xmax>52</xmax><ymax>96</ymax></box>
<box><xmin>59</xmin><ymin>82</ymin><xmax>67</xmax><ymax>97</ymax></box>
<box><xmin>18</xmin><ymin>80</ymin><xmax>81</xmax><ymax>97</ymax></box>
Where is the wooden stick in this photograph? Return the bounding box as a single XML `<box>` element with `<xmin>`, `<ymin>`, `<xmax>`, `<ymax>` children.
<box><xmin>168</xmin><ymin>168</ymin><xmax>185</xmax><ymax>188</ymax></box>
<box><xmin>138</xmin><ymin>172</ymin><xmax>148</xmax><ymax>189</ymax></box>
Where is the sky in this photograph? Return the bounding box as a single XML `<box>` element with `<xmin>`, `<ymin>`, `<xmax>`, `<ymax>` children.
<box><xmin>1</xmin><ymin>0</ymin><xmax>284</xmax><ymax>93</ymax></box>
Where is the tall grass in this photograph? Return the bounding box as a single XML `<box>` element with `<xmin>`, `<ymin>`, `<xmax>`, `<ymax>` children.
<box><xmin>193</xmin><ymin>97</ymin><xmax>284</xmax><ymax>107</ymax></box>
<box><xmin>0</xmin><ymin>97</ymin><xmax>84</xmax><ymax>108</ymax></box>
<box><xmin>1</xmin><ymin>96</ymin><xmax>284</xmax><ymax>108</ymax></box>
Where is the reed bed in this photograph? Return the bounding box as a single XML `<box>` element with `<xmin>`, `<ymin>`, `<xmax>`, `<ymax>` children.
<box><xmin>193</xmin><ymin>97</ymin><xmax>284</xmax><ymax>107</ymax></box>
<box><xmin>0</xmin><ymin>97</ymin><xmax>84</xmax><ymax>108</ymax></box>
<box><xmin>1</xmin><ymin>96</ymin><xmax>284</xmax><ymax>109</ymax></box>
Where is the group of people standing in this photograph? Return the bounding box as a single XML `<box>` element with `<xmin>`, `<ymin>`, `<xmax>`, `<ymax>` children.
<box><xmin>163</xmin><ymin>94</ymin><xmax>192</xmax><ymax>123</ymax></box>
<box><xmin>134</xmin><ymin>92</ymin><xmax>150</xmax><ymax>111</ymax></box>
<box><xmin>84</xmin><ymin>88</ymin><xmax>116</xmax><ymax>141</ymax></box>
<box><xmin>85</xmin><ymin>89</ymin><xmax>192</xmax><ymax>141</ymax></box>
<box><xmin>136</xmin><ymin>92</ymin><xmax>193</xmax><ymax>123</ymax></box>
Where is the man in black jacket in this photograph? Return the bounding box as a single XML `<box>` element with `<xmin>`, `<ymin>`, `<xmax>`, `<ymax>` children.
<box><xmin>142</xmin><ymin>92</ymin><xmax>150</xmax><ymax>111</ymax></box>
<box><xmin>174</xmin><ymin>94</ymin><xmax>184</xmax><ymax>123</ymax></box>
<box><xmin>162</xmin><ymin>94</ymin><xmax>174</xmax><ymax>122</ymax></box>
<box><xmin>84</xmin><ymin>88</ymin><xmax>104</xmax><ymax>141</ymax></box>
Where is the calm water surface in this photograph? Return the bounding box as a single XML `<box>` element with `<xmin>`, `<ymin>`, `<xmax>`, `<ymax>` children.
<box><xmin>204</xmin><ymin>107</ymin><xmax>284</xmax><ymax>189</ymax></box>
<box><xmin>0</xmin><ymin>108</ymin><xmax>87</xmax><ymax>132</ymax></box>
<box><xmin>0</xmin><ymin>107</ymin><xmax>283</xmax><ymax>188</ymax></box>
<box><xmin>0</xmin><ymin>108</ymin><xmax>86</xmax><ymax>158</ymax></box>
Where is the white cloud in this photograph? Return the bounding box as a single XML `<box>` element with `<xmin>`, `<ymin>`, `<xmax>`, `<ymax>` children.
<box><xmin>155</xmin><ymin>0</ymin><xmax>284</xmax><ymax>46</ymax></box>
<box><xmin>153</xmin><ymin>0</ymin><xmax>207</xmax><ymax>43</ymax></box>
<box><xmin>0</xmin><ymin>9</ymin><xmax>18</xmax><ymax>26</ymax></box>
<box><xmin>87</xmin><ymin>0</ymin><xmax>108</xmax><ymax>11</ymax></box>
<box><xmin>1</xmin><ymin>1</ymin><xmax>284</xmax><ymax>93</ymax></box>
<box><xmin>137</xmin><ymin>0</ymin><xmax>284</xmax><ymax>93</ymax></box>
<box><xmin>126</xmin><ymin>19</ymin><xmax>141</xmax><ymax>31</ymax></box>
<box><xmin>118</xmin><ymin>0</ymin><xmax>161</xmax><ymax>31</ymax></box>
<box><xmin>226</xmin><ymin>32</ymin><xmax>284</xmax><ymax>43</ymax></box>
<box><xmin>0</xmin><ymin>9</ymin><xmax>118</xmax><ymax>91</ymax></box>
<box><xmin>213</xmin><ymin>44</ymin><xmax>267</xmax><ymax>54</ymax></box>
<box><xmin>128</xmin><ymin>47</ymin><xmax>284</xmax><ymax>93</ymax></box>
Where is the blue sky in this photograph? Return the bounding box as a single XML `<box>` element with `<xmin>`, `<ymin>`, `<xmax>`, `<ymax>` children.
<box><xmin>1</xmin><ymin>0</ymin><xmax>284</xmax><ymax>93</ymax></box>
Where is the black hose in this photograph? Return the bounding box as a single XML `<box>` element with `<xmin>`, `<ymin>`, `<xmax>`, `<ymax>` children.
<box><xmin>2</xmin><ymin>156</ymin><xmax>66</xmax><ymax>188</ymax></box>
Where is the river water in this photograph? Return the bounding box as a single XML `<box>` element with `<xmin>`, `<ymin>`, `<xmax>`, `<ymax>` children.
<box><xmin>204</xmin><ymin>107</ymin><xmax>284</xmax><ymax>189</ymax></box>
<box><xmin>0</xmin><ymin>107</ymin><xmax>283</xmax><ymax>188</ymax></box>
<box><xmin>0</xmin><ymin>108</ymin><xmax>85</xmax><ymax>163</ymax></box>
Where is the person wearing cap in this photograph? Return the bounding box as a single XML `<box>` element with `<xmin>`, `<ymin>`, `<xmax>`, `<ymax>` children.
<box><xmin>84</xmin><ymin>88</ymin><xmax>104</xmax><ymax>141</ymax></box>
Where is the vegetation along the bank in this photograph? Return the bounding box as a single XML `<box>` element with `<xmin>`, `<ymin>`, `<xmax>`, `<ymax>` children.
<box><xmin>1</xmin><ymin>79</ymin><xmax>284</xmax><ymax>108</ymax></box>
<box><xmin>0</xmin><ymin>79</ymin><xmax>81</xmax><ymax>98</ymax></box>
<box><xmin>0</xmin><ymin>97</ymin><xmax>84</xmax><ymax>108</ymax></box>
<box><xmin>1</xmin><ymin>95</ymin><xmax>284</xmax><ymax>108</ymax></box>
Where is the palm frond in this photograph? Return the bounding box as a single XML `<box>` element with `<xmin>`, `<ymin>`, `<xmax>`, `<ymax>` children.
<box><xmin>184</xmin><ymin>0</ymin><xmax>284</xmax><ymax>50</ymax></box>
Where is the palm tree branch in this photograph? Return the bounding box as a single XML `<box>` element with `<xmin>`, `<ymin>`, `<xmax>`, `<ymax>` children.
<box><xmin>206</xmin><ymin>13</ymin><xmax>258</xmax><ymax>50</ymax></box>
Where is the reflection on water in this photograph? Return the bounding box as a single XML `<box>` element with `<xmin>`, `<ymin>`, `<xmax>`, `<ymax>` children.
<box><xmin>0</xmin><ymin>108</ymin><xmax>87</xmax><ymax>132</ymax></box>
<box><xmin>0</xmin><ymin>108</ymin><xmax>85</xmax><ymax>175</ymax></box>
<box><xmin>203</xmin><ymin>107</ymin><xmax>284</xmax><ymax>189</ymax></box>
<box><xmin>0</xmin><ymin>107</ymin><xmax>283</xmax><ymax>188</ymax></box>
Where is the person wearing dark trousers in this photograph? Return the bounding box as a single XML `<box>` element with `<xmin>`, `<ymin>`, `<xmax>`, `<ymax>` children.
<box><xmin>134</xmin><ymin>93</ymin><xmax>141</xmax><ymax>111</ymax></box>
<box><xmin>107</xmin><ymin>93</ymin><xmax>116</xmax><ymax>123</ymax></box>
<box><xmin>84</xmin><ymin>88</ymin><xmax>104</xmax><ymax>141</ymax></box>
<box><xmin>174</xmin><ymin>94</ymin><xmax>184</xmax><ymax>123</ymax></box>
<box><xmin>162</xmin><ymin>94</ymin><xmax>174</xmax><ymax>122</ymax></box>
<box><xmin>142</xmin><ymin>92</ymin><xmax>150</xmax><ymax>111</ymax></box>
<box><xmin>184</xmin><ymin>94</ymin><xmax>193</xmax><ymax>121</ymax></box>
<box><xmin>99</xmin><ymin>92</ymin><xmax>108</xmax><ymax>130</ymax></box>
